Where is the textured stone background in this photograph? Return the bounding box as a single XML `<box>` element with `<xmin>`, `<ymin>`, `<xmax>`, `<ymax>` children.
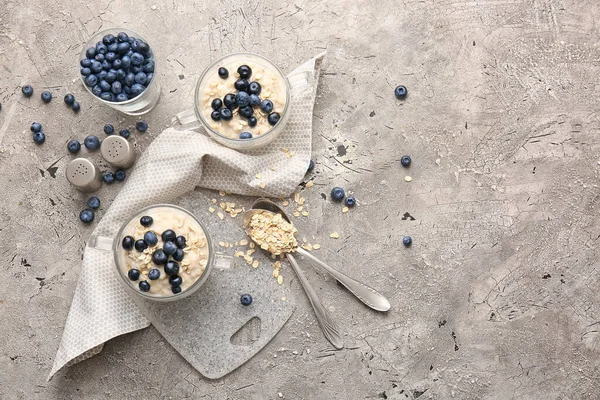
<box><xmin>1</xmin><ymin>0</ymin><xmax>600</xmax><ymax>399</ymax></box>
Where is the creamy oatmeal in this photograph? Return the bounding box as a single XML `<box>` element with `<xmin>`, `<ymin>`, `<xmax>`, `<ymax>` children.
<box><xmin>118</xmin><ymin>206</ymin><xmax>209</xmax><ymax>297</ymax></box>
<box><xmin>198</xmin><ymin>54</ymin><xmax>287</xmax><ymax>140</ymax></box>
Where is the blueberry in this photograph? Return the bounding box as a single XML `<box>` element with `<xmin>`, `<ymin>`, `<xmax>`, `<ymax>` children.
<box><xmin>67</xmin><ymin>140</ymin><xmax>81</xmax><ymax>154</ymax></box>
<box><xmin>105</xmin><ymin>52</ymin><xmax>116</xmax><ymax>62</ymax></box>
<box><xmin>394</xmin><ymin>85</ymin><xmax>407</xmax><ymax>99</ymax></box>
<box><xmin>267</xmin><ymin>112</ymin><xmax>280</xmax><ymax>126</ymax></box>
<box><xmin>117</xmin><ymin>32</ymin><xmax>129</xmax><ymax>42</ymax></box>
<box><xmin>211</xmin><ymin>98</ymin><xmax>223</xmax><ymax>110</ymax></box>
<box><xmin>114</xmin><ymin>169</ymin><xmax>126</xmax><ymax>181</ymax></box>
<box><xmin>144</xmin><ymin>231</ymin><xmax>158</xmax><ymax>246</ymax></box>
<box><xmin>134</xmin><ymin>239</ymin><xmax>148</xmax><ymax>252</ymax></box>
<box><xmin>103</xmin><ymin>171</ymin><xmax>115</xmax><ymax>184</ymax></box>
<box><xmin>143</xmin><ymin>61</ymin><xmax>154</xmax><ymax>73</ymax></box>
<box><xmin>96</xmin><ymin>42</ymin><xmax>107</xmax><ymax>54</ymax></box>
<box><xmin>146</xmin><ymin>73</ymin><xmax>154</xmax><ymax>83</ymax></box>
<box><xmin>80</xmin><ymin>67</ymin><xmax>92</xmax><ymax>76</ymax></box>
<box><xmin>127</xmin><ymin>268</ymin><xmax>140</xmax><ymax>280</ymax></box>
<box><xmin>223</xmin><ymin>93</ymin><xmax>237</xmax><ymax>109</ymax></box>
<box><xmin>248</xmin><ymin>116</ymin><xmax>257</xmax><ymax>127</ymax></box>
<box><xmin>139</xmin><ymin>281</ymin><xmax>151</xmax><ymax>292</ymax></box>
<box><xmin>235</xmin><ymin>91</ymin><xmax>250</xmax><ymax>107</ymax></box>
<box><xmin>111</xmin><ymin>81</ymin><xmax>122</xmax><ymax>94</ymax></box>
<box><xmin>41</xmin><ymin>91</ymin><xmax>52</xmax><ymax>103</ymax></box>
<box><xmin>91</xmin><ymin>61</ymin><xmax>103</xmax><ymax>73</ymax></box>
<box><xmin>400</xmin><ymin>155</ymin><xmax>411</xmax><ymax>167</ymax></box>
<box><xmin>33</xmin><ymin>131</ymin><xmax>45</xmax><ymax>144</ymax></box>
<box><xmin>132</xmin><ymin>40</ymin><xmax>150</xmax><ymax>55</ymax></box>
<box><xmin>115</xmin><ymin>68</ymin><xmax>126</xmax><ymax>80</ymax></box>
<box><xmin>92</xmin><ymin>85</ymin><xmax>102</xmax><ymax>97</ymax></box>
<box><xmin>88</xmin><ymin>196</ymin><xmax>101</xmax><ymax>209</ymax></box>
<box><xmin>173</xmin><ymin>248</ymin><xmax>184</xmax><ymax>262</ymax></box>
<box><xmin>164</xmin><ymin>260</ymin><xmax>180</xmax><ymax>276</ymax></box>
<box><xmin>130</xmin><ymin>83</ymin><xmax>145</xmax><ymax>97</ymax></box>
<box><xmin>248</xmin><ymin>81</ymin><xmax>261</xmax><ymax>95</ymax></box>
<box><xmin>210</xmin><ymin>110</ymin><xmax>221</xmax><ymax>121</ymax></box>
<box><xmin>105</xmin><ymin>72</ymin><xmax>117</xmax><ymax>83</ymax></box>
<box><xmin>117</xmin><ymin>42</ymin><xmax>131</xmax><ymax>54</ymax></box>
<box><xmin>220</xmin><ymin>108</ymin><xmax>233</xmax><ymax>120</ymax></box>
<box><xmin>308</xmin><ymin>159</ymin><xmax>315</xmax><ymax>172</ymax></box>
<box><xmin>100</xmin><ymin>92</ymin><xmax>114</xmax><ymax>102</ymax></box>
<box><xmin>240</xmin><ymin>294</ymin><xmax>253</xmax><ymax>306</ymax></box>
<box><xmin>104</xmin><ymin>124</ymin><xmax>114</xmax><ymax>135</ymax></box>
<box><xmin>101</xmin><ymin>60</ymin><xmax>112</xmax><ymax>71</ymax></box>
<box><xmin>239</xmin><ymin>106</ymin><xmax>253</xmax><ymax>118</ymax></box>
<box><xmin>84</xmin><ymin>135</ymin><xmax>100</xmax><ymax>150</ymax></box>
<box><xmin>116</xmin><ymin>93</ymin><xmax>128</xmax><ymax>102</ymax></box>
<box><xmin>80</xmin><ymin>58</ymin><xmax>92</xmax><ymax>68</ymax></box>
<box><xmin>152</xmin><ymin>249</ymin><xmax>168</xmax><ymax>265</ymax></box>
<box><xmin>330</xmin><ymin>187</ymin><xmax>345</xmax><ymax>202</ymax></box>
<box><xmin>95</xmin><ymin>53</ymin><xmax>105</xmax><ymax>62</ymax></box>
<box><xmin>30</xmin><ymin>122</ymin><xmax>42</xmax><ymax>132</ymax></box>
<box><xmin>85</xmin><ymin>75</ymin><xmax>98</xmax><ymax>87</ymax></box>
<box><xmin>163</xmin><ymin>241</ymin><xmax>177</xmax><ymax>255</ymax></box>
<box><xmin>237</xmin><ymin>65</ymin><xmax>252</xmax><ymax>79</ymax></box>
<box><xmin>64</xmin><ymin>94</ymin><xmax>75</xmax><ymax>105</ymax></box>
<box><xmin>97</xmin><ymin>70</ymin><xmax>108</xmax><ymax>80</ymax></box>
<box><xmin>344</xmin><ymin>196</ymin><xmax>356</xmax><ymax>208</ymax></box>
<box><xmin>249</xmin><ymin>94</ymin><xmax>260</xmax><ymax>106</ymax></box>
<box><xmin>109</xmin><ymin>43</ymin><xmax>119</xmax><ymax>53</ymax></box>
<box><xmin>122</xmin><ymin>235</ymin><xmax>134</xmax><ymax>250</ymax></box>
<box><xmin>234</xmin><ymin>79</ymin><xmax>249</xmax><ymax>91</ymax></box>
<box><xmin>71</xmin><ymin>101</ymin><xmax>81</xmax><ymax>112</ymax></box>
<box><xmin>259</xmin><ymin>99</ymin><xmax>273</xmax><ymax>113</ymax></box>
<box><xmin>175</xmin><ymin>236</ymin><xmax>186</xmax><ymax>249</ymax></box>
<box><xmin>79</xmin><ymin>209</ymin><xmax>94</xmax><ymax>223</ymax></box>
<box><xmin>102</xmin><ymin>34</ymin><xmax>116</xmax><ymax>45</ymax></box>
<box><xmin>239</xmin><ymin>131</ymin><xmax>252</xmax><ymax>139</ymax></box>
<box><xmin>22</xmin><ymin>85</ymin><xmax>34</xmax><ymax>97</ymax></box>
<box><xmin>112</xmin><ymin>59</ymin><xmax>123</xmax><ymax>70</ymax></box>
<box><xmin>136</xmin><ymin>120</ymin><xmax>148</xmax><ymax>132</ymax></box>
<box><xmin>161</xmin><ymin>229</ymin><xmax>176</xmax><ymax>242</ymax></box>
<box><xmin>148</xmin><ymin>268</ymin><xmax>160</xmax><ymax>280</ymax></box>
<box><xmin>86</xmin><ymin>47</ymin><xmax>96</xmax><ymax>58</ymax></box>
<box><xmin>402</xmin><ymin>235</ymin><xmax>412</xmax><ymax>246</ymax></box>
<box><xmin>218</xmin><ymin>67</ymin><xmax>229</xmax><ymax>79</ymax></box>
<box><xmin>124</xmin><ymin>72</ymin><xmax>135</xmax><ymax>86</ymax></box>
<box><xmin>99</xmin><ymin>80</ymin><xmax>111</xmax><ymax>92</ymax></box>
<box><xmin>131</xmin><ymin>52</ymin><xmax>144</xmax><ymax>66</ymax></box>
<box><xmin>140</xmin><ymin>216</ymin><xmax>153</xmax><ymax>226</ymax></box>
<box><xmin>119</xmin><ymin>128</ymin><xmax>131</xmax><ymax>138</ymax></box>
<box><xmin>121</xmin><ymin>55</ymin><xmax>131</xmax><ymax>69</ymax></box>
<box><xmin>171</xmin><ymin>285</ymin><xmax>182</xmax><ymax>294</ymax></box>
<box><xmin>132</xmin><ymin>66</ymin><xmax>143</xmax><ymax>74</ymax></box>
<box><xmin>169</xmin><ymin>275</ymin><xmax>182</xmax><ymax>286</ymax></box>
<box><xmin>134</xmin><ymin>72</ymin><xmax>147</xmax><ymax>85</ymax></box>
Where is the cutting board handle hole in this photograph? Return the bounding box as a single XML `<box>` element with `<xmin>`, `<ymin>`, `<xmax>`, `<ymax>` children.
<box><xmin>230</xmin><ymin>316</ymin><xmax>261</xmax><ymax>346</ymax></box>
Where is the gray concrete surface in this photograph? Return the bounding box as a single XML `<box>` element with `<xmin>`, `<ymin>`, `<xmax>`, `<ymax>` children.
<box><xmin>1</xmin><ymin>0</ymin><xmax>600</xmax><ymax>398</ymax></box>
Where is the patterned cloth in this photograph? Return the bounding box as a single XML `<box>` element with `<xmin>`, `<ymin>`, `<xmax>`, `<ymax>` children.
<box><xmin>49</xmin><ymin>53</ymin><xmax>325</xmax><ymax>379</ymax></box>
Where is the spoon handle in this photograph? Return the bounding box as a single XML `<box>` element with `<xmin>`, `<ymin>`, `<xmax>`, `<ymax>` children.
<box><xmin>286</xmin><ymin>253</ymin><xmax>344</xmax><ymax>349</ymax></box>
<box><xmin>296</xmin><ymin>248</ymin><xmax>391</xmax><ymax>312</ymax></box>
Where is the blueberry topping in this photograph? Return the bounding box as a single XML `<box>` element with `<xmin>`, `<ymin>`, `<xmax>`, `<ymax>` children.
<box><xmin>96</xmin><ymin>42</ymin><xmax>107</xmax><ymax>54</ymax></box>
<box><xmin>121</xmin><ymin>55</ymin><xmax>131</xmax><ymax>69</ymax></box>
<box><xmin>100</xmin><ymin>91</ymin><xmax>114</xmax><ymax>102</ymax></box>
<box><xmin>133</xmin><ymin>40</ymin><xmax>150</xmax><ymax>55</ymax></box>
<box><xmin>267</xmin><ymin>112</ymin><xmax>281</xmax><ymax>126</ymax></box>
<box><xmin>259</xmin><ymin>99</ymin><xmax>273</xmax><ymax>113</ymax></box>
<box><xmin>152</xmin><ymin>249</ymin><xmax>168</xmax><ymax>265</ymax></box>
<box><xmin>136</xmin><ymin>120</ymin><xmax>148</xmax><ymax>132</ymax></box>
<box><xmin>144</xmin><ymin>231</ymin><xmax>159</xmax><ymax>246</ymax></box>
<box><xmin>218</xmin><ymin>67</ymin><xmax>229</xmax><ymax>79</ymax></box>
<box><xmin>127</xmin><ymin>268</ymin><xmax>140</xmax><ymax>280</ymax></box>
<box><xmin>64</xmin><ymin>94</ymin><xmax>75</xmax><ymax>105</ymax></box>
<box><xmin>210</xmin><ymin>110</ymin><xmax>221</xmax><ymax>121</ymax></box>
<box><xmin>79</xmin><ymin>209</ymin><xmax>94</xmax><ymax>223</ymax></box>
<box><xmin>33</xmin><ymin>131</ymin><xmax>45</xmax><ymax>144</ymax></box>
<box><xmin>113</xmin><ymin>59</ymin><xmax>123</xmax><ymax>70</ymax></box>
<box><xmin>211</xmin><ymin>98</ymin><xmax>223</xmax><ymax>110</ymax></box>
<box><xmin>130</xmin><ymin>83</ymin><xmax>145</xmax><ymax>97</ymax></box>
<box><xmin>115</xmin><ymin>93</ymin><xmax>128</xmax><ymax>102</ymax></box>
<box><xmin>240</xmin><ymin>294</ymin><xmax>253</xmax><ymax>306</ymax></box>
<box><xmin>402</xmin><ymin>235</ymin><xmax>412</xmax><ymax>246</ymax></box>
<box><xmin>234</xmin><ymin>79</ymin><xmax>249</xmax><ymax>91</ymax></box>
<box><xmin>307</xmin><ymin>159</ymin><xmax>315</xmax><ymax>172</ymax></box>
<box><xmin>114</xmin><ymin>169</ymin><xmax>126</xmax><ymax>181</ymax></box>
<box><xmin>239</xmin><ymin>106</ymin><xmax>253</xmax><ymax>118</ymax></box>
<box><xmin>22</xmin><ymin>85</ymin><xmax>33</xmax><ymax>97</ymax></box>
<box><xmin>99</xmin><ymin>80</ymin><xmax>111</xmax><ymax>92</ymax></box>
<box><xmin>105</xmin><ymin>72</ymin><xmax>117</xmax><ymax>83</ymax></box>
<box><xmin>173</xmin><ymin>248</ymin><xmax>184</xmax><ymax>261</ymax></box>
<box><xmin>92</xmin><ymin>85</ymin><xmax>102</xmax><ymax>96</ymax></box>
<box><xmin>41</xmin><ymin>91</ymin><xmax>52</xmax><ymax>103</ymax></box>
<box><xmin>164</xmin><ymin>260</ymin><xmax>180</xmax><ymax>276</ymax></box>
<box><xmin>394</xmin><ymin>85</ymin><xmax>407</xmax><ymax>99</ymax></box>
<box><xmin>80</xmin><ymin>67</ymin><xmax>92</xmax><ymax>76</ymax></box>
<box><xmin>169</xmin><ymin>275</ymin><xmax>182</xmax><ymax>286</ymax></box>
<box><xmin>163</xmin><ymin>241</ymin><xmax>177</xmax><ymax>255</ymax></box>
<box><xmin>117</xmin><ymin>32</ymin><xmax>129</xmax><ymax>42</ymax></box>
<box><xmin>84</xmin><ymin>135</ymin><xmax>100</xmax><ymax>150</ymax></box>
<box><xmin>91</xmin><ymin>60</ymin><xmax>103</xmax><ymax>73</ymax></box>
<box><xmin>131</xmin><ymin>52</ymin><xmax>144</xmax><ymax>66</ymax></box>
<box><xmin>87</xmin><ymin>196</ymin><xmax>101</xmax><ymax>209</ymax></box>
<box><xmin>71</xmin><ymin>101</ymin><xmax>81</xmax><ymax>112</ymax></box>
<box><xmin>134</xmin><ymin>72</ymin><xmax>147</xmax><ymax>85</ymax></box>
<box><xmin>148</xmin><ymin>268</ymin><xmax>160</xmax><ymax>280</ymax></box>
<box><xmin>161</xmin><ymin>229</ymin><xmax>176</xmax><ymax>242</ymax></box>
<box><xmin>143</xmin><ymin>61</ymin><xmax>155</xmax><ymax>74</ymax></box>
<box><xmin>140</xmin><ymin>216</ymin><xmax>153</xmax><ymax>226</ymax></box>
<box><xmin>102</xmin><ymin>172</ymin><xmax>115</xmax><ymax>184</ymax></box>
<box><xmin>400</xmin><ymin>155</ymin><xmax>411</xmax><ymax>167</ymax></box>
<box><xmin>175</xmin><ymin>236</ymin><xmax>187</xmax><ymax>249</ymax></box>
<box><xmin>86</xmin><ymin>47</ymin><xmax>96</xmax><ymax>59</ymax></box>
<box><xmin>67</xmin><ymin>140</ymin><xmax>81</xmax><ymax>154</ymax></box>
<box><xmin>101</xmin><ymin>60</ymin><xmax>112</xmax><ymax>71</ymax></box>
<box><xmin>171</xmin><ymin>285</ymin><xmax>182</xmax><ymax>294</ymax></box>
<box><xmin>344</xmin><ymin>196</ymin><xmax>356</xmax><ymax>208</ymax></box>
<box><xmin>237</xmin><ymin>65</ymin><xmax>252</xmax><ymax>79</ymax></box>
<box><xmin>105</xmin><ymin>52</ymin><xmax>116</xmax><ymax>62</ymax></box>
<box><xmin>330</xmin><ymin>187</ymin><xmax>345</xmax><ymax>202</ymax></box>
<box><xmin>30</xmin><ymin>122</ymin><xmax>42</xmax><ymax>133</ymax></box>
<box><xmin>117</xmin><ymin>42</ymin><xmax>131</xmax><ymax>54</ymax></box>
<box><xmin>122</xmin><ymin>235</ymin><xmax>134</xmax><ymax>250</ymax></box>
<box><xmin>102</xmin><ymin>34</ymin><xmax>116</xmax><ymax>45</ymax></box>
<box><xmin>249</xmin><ymin>94</ymin><xmax>260</xmax><ymax>106</ymax></box>
<box><xmin>104</xmin><ymin>124</ymin><xmax>114</xmax><ymax>135</ymax></box>
<box><xmin>239</xmin><ymin>131</ymin><xmax>253</xmax><ymax>139</ymax></box>
<box><xmin>220</xmin><ymin>108</ymin><xmax>233</xmax><ymax>120</ymax></box>
<box><xmin>124</xmin><ymin>72</ymin><xmax>135</xmax><ymax>86</ymax></box>
<box><xmin>223</xmin><ymin>93</ymin><xmax>237</xmax><ymax>109</ymax></box>
<box><xmin>119</xmin><ymin>128</ymin><xmax>131</xmax><ymax>138</ymax></box>
<box><xmin>80</xmin><ymin>58</ymin><xmax>92</xmax><ymax>68</ymax></box>
<box><xmin>248</xmin><ymin>81</ymin><xmax>261</xmax><ymax>95</ymax></box>
<box><xmin>134</xmin><ymin>239</ymin><xmax>148</xmax><ymax>252</ymax></box>
<box><xmin>139</xmin><ymin>281</ymin><xmax>150</xmax><ymax>292</ymax></box>
<box><xmin>248</xmin><ymin>116</ymin><xmax>257</xmax><ymax>127</ymax></box>
<box><xmin>235</xmin><ymin>91</ymin><xmax>250</xmax><ymax>107</ymax></box>
<box><xmin>95</xmin><ymin>53</ymin><xmax>105</xmax><ymax>62</ymax></box>
<box><xmin>111</xmin><ymin>81</ymin><xmax>122</xmax><ymax>95</ymax></box>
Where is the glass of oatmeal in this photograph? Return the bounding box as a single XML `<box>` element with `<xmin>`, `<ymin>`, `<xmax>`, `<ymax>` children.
<box><xmin>113</xmin><ymin>204</ymin><xmax>223</xmax><ymax>301</ymax></box>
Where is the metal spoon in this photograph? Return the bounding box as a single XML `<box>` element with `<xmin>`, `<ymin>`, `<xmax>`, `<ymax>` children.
<box><xmin>249</xmin><ymin>198</ymin><xmax>391</xmax><ymax>312</ymax></box>
<box><xmin>243</xmin><ymin>208</ymin><xmax>344</xmax><ymax>349</ymax></box>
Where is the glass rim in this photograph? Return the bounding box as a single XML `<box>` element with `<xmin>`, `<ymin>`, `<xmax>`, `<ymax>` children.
<box><xmin>113</xmin><ymin>204</ymin><xmax>214</xmax><ymax>301</ymax></box>
<box><xmin>193</xmin><ymin>52</ymin><xmax>291</xmax><ymax>144</ymax></box>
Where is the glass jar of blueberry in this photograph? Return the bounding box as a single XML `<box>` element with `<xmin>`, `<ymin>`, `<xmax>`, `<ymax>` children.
<box><xmin>79</xmin><ymin>28</ymin><xmax>161</xmax><ymax>115</ymax></box>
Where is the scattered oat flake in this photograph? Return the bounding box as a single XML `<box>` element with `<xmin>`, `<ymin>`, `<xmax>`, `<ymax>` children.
<box><xmin>270</xmin><ymin>166</ymin><xmax>277</xmax><ymax>171</ymax></box>
<box><xmin>255</xmin><ymin>173</ymin><xmax>262</xmax><ymax>179</ymax></box>
<box><xmin>282</xmin><ymin>200</ymin><xmax>289</xmax><ymax>206</ymax></box>
<box><xmin>211</xmin><ymin>198</ymin><xmax>217</xmax><ymax>204</ymax></box>
<box><xmin>234</xmin><ymin>251</ymin><xmax>245</xmax><ymax>257</ymax></box>
<box><xmin>259</xmin><ymin>182</ymin><xmax>266</xmax><ymax>189</ymax></box>
<box><xmin>330</xmin><ymin>232</ymin><xmax>340</xmax><ymax>239</ymax></box>
<box><xmin>252</xmin><ymin>260</ymin><xmax>259</xmax><ymax>268</ymax></box>
<box><xmin>277</xmin><ymin>275</ymin><xmax>283</xmax><ymax>285</ymax></box>
<box><xmin>281</xmin><ymin>147</ymin><xmax>289</xmax><ymax>153</ymax></box>
<box><xmin>302</xmin><ymin>237</ymin><xmax>307</xmax><ymax>242</ymax></box>
<box><xmin>342</xmin><ymin>206</ymin><xmax>349</xmax><ymax>213</ymax></box>
<box><xmin>301</xmin><ymin>211</ymin><xmax>309</xmax><ymax>217</ymax></box>
<box><xmin>217</xmin><ymin>212</ymin><xmax>225</xmax><ymax>220</ymax></box>
<box><xmin>273</xmin><ymin>269</ymin><xmax>279</xmax><ymax>278</ymax></box>
<box><xmin>303</xmin><ymin>243</ymin><xmax>313</xmax><ymax>251</ymax></box>
<box><xmin>209</xmin><ymin>207</ymin><xmax>215</xmax><ymax>213</ymax></box>
<box><xmin>239</xmin><ymin>239</ymin><xmax>249</xmax><ymax>246</ymax></box>
<box><xmin>405</xmin><ymin>176</ymin><xmax>412</xmax><ymax>182</ymax></box>
<box><xmin>313</xmin><ymin>244</ymin><xmax>321</xmax><ymax>249</ymax></box>
<box><xmin>250</xmin><ymin>242</ymin><xmax>255</xmax><ymax>249</ymax></box>
<box><xmin>293</xmin><ymin>211</ymin><xmax>300</xmax><ymax>217</ymax></box>
<box><xmin>281</xmin><ymin>297</ymin><xmax>287</xmax><ymax>301</ymax></box>
<box><xmin>296</xmin><ymin>206</ymin><xmax>303</xmax><ymax>212</ymax></box>
<box><xmin>218</xmin><ymin>241</ymin><xmax>226</xmax><ymax>247</ymax></box>
<box><xmin>305</xmin><ymin>181</ymin><xmax>314</xmax><ymax>188</ymax></box>
<box><xmin>219</xmin><ymin>191</ymin><xmax>226</xmax><ymax>196</ymax></box>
